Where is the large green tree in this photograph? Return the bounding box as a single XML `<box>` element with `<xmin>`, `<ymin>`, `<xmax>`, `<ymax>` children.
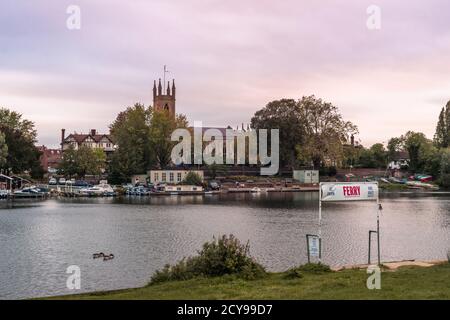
<box><xmin>0</xmin><ymin>131</ymin><xmax>7</xmax><ymax>167</ymax></box>
<box><xmin>58</xmin><ymin>145</ymin><xmax>106</xmax><ymax>178</ymax></box>
<box><xmin>402</xmin><ymin>131</ymin><xmax>433</xmax><ymax>173</ymax></box>
<box><xmin>251</xmin><ymin>99</ymin><xmax>304</xmax><ymax>168</ymax></box>
<box><xmin>434</xmin><ymin>101</ymin><xmax>450</xmax><ymax>148</ymax></box>
<box><xmin>109</xmin><ymin>103</ymin><xmax>153</xmax><ymax>181</ymax></box>
<box><xmin>0</xmin><ymin>108</ymin><xmax>41</xmax><ymax>175</ymax></box>
<box><xmin>296</xmin><ymin>95</ymin><xmax>358</xmax><ymax>169</ymax></box>
<box><xmin>149</xmin><ymin>109</ymin><xmax>188</xmax><ymax>168</ymax></box>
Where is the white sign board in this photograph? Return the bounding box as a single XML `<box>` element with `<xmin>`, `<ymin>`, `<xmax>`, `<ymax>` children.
<box><xmin>308</xmin><ymin>236</ymin><xmax>320</xmax><ymax>257</ymax></box>
<box><xmin>320</xmin><ymin>182</ymin><xmax>378</xmax><ymax>202</ymax></box>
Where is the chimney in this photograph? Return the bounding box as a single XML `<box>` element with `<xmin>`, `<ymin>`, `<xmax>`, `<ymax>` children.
<box><xmin>351</xmin><ymin>134</ymin><xmax>355</xmax><ymax>146</ymax></box>
<box><xmin>91</xmin><ymin>129</ymin><xmax>97</xmax><ymax>136</ymax></box>
<box><xmin>61</xmin><ymin>129</ymin><xmax>65</xmax><ymax>150</ymax></box>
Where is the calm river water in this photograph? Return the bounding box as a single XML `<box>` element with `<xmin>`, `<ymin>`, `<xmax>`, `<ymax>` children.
<box><xmin>1</xmin><ymin>192</ymin><xmax>449</xmax><ymax>299</ymax></box>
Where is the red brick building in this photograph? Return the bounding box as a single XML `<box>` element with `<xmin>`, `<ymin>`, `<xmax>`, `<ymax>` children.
<box><xmin>37</xmin><ymin>146</ymin><xmax>62</xmax><ymax>173</ymax></box>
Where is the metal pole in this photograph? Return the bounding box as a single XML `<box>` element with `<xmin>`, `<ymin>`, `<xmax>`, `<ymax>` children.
<box><xmin>377</xmin><ymin>208</ymin><xmax>381</xmax><ymax>266</ymax></box>
<box><xmin>318</xmin><ymin>183</ymin><xmax>322</xmax><ymax>263</ymax></box>
<box><xmin>306</xmin><ymin>235</ymin><xmax>310</xmax><ymax>264</ymax></box>
<box><xmin>376</xmin><ymin>186</ymin><xmax>381</xmax><ymax>266</ymax></box>
<box><xmin>368</xmin><ymin>231</ymin><xmax>372</xmax><ymax>265</ymax></box>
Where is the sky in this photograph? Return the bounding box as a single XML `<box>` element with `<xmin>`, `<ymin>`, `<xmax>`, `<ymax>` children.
<box><xmin>1</xmin><ymin>0</ymin><xmax>450</xmax><ymax>148</ymax></box>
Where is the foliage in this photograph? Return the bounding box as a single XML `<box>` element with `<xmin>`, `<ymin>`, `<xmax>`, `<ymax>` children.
<box><xmin>387</xmin><ymin>137</ymin><xmax>403</xmax><ymax>160</ymax></box>
<box><xmin>58</xmin><ymin>145</ymin><xmax>106</xmax><ymax>178</ymax></box>
<box><xmin>109</xmin><ymin>104</ymin><xmax>153</xmax><ymax>182</ymax></box>
<box><xmin>0</xmin><ymin>108</ymin><xmax>41</xmax><ymax>174</ymax></box>
<box><xmin>402</xmin><ymin>131</ymin><xmax>433</xmax><ymax>173</ymax></box>
<box><xmin>150</xmin><ymin>235</ymin><xmax>266</xmax><ymax>284</ymax></box>
<box><xmin>149</xmin><ymin>109</ymin><xmax>188</xmax><ymax>168</ymax></box>
<box><xmin>0</xmin><ymin>131</ymin><xmax>7</xmax><ymax>167</ymax></box>
<box><xmin>251</xmin><ymin>99</ymin><xmax>304</xmax><ymax>169</ymax></box>
<box><xmin>296</xmin><ymin>263</ymin><xmax>332</xmax><ymax>274</ymax></box>
<box><xmin>251</xmin><ymin>96</ymin><xmax>357</xmax><ymax>169</ymax></box>
<box><xmin>284</xmin><ymin>267</ymin><xmax>303</xmax><ymax>279</ymax></box>
<box><xmin>296</xmin><ymin>95</ymin><xmax>358</xmax><ymax>169</ymax></box>
<box><xmin>434</xmin><ymin>101</ymin><xmax>450</xmax><ymax>148</ymax></box>
<box><xmin>181</xmin><ymin>171</ymin><xmax>203</xmax><ymax>186</ymax></box>
<box><xmin>437</xmin><ymin>148</ymin><xmax>450</xmax><ymax>188</ymax></box>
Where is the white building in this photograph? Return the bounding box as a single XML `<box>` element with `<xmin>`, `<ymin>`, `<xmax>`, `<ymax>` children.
<box><xmin>293</xmin><ymin>170</ymin><xmax>319</xmax><ymax>184</ymax></box>
<box><xmin>149</xmin><ymin>170</ymin><xmax>204</xmax><ymax>185</ymax></box>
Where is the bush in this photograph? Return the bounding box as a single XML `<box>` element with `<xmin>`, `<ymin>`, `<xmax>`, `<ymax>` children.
<box><xmin>296</xmin><ymin>263</ymin><xmax>332</xmax><ymax>274</ymax></box>
<box><xmin>181</xmin><ymin>171</ymin><xmax>203</xmax><ymax>186</ymax></box>
<box><xmin>284</xmin><ymin>267</ymin><xmax>303</xmax><ymax>279</ymax></box>
<box><xmin>150</xmin><ymin>235</ymin><xmax>266</xmax><ymax>284</ymax></box>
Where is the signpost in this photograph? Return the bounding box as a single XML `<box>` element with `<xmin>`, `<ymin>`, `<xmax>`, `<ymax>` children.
<box><xmin>306</xmin><ymin>234</ymin><xmax>321</xmax><ymax>263</ymax></box>
<box><xmin>317</xmin><ymin>182</ymin><xmax>381</xmax><ymax>265</ymax></box>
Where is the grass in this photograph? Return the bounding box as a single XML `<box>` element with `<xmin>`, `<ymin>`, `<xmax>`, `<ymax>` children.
<box><xmin>45</xmin><ymin>263</ymin><xmax>450</xmax><ymax>300</ymax></box>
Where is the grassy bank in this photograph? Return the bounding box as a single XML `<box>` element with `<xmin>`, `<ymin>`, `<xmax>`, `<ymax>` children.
<box><xmin>48</xmin><ymin>263</ymin><xmax>450</xmax><ymax>300</ymax></box>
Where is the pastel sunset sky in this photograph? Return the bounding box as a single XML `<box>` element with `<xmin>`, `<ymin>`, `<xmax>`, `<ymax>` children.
<box><xmin>1</xmin><ymin>0</ymin><xmax>450</xmax><ymax>148</ymax></box>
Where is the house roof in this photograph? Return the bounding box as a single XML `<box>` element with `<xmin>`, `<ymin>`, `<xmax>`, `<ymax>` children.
<box><xmin>64</xmin><ymin>133</ymin><xmax>114</xmax><ymax>144</ymax></box>
<box><xmin>392</xmin><ymin>151</ymin><xmax>409</xmax><ymax>160</ymax></box>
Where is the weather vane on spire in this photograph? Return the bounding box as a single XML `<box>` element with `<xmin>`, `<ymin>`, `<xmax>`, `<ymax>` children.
<box><xmin>163</xmin><ymin>65</ymin><xmax>170</xmax><ymax>92</ymax></box>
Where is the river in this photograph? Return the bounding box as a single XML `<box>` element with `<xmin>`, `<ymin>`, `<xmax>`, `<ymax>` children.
<box><xmin>0</xmin><ymin>192</ymin><xmax>449</xmax><ymax>299</ymax></box>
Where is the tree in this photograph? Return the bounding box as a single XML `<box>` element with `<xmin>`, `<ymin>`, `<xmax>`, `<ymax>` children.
<box><xmin>58</xmin><ymin>145</ymin><xmax>78</xmax><ymax>178</ymax></box>
<box><xmin>109</xmin><ymin>103</ymin><xmax>153</xmax><ymax>179</ymax></box>
<box><xmin>0</xmin><ymin>131</ymin><xmax>7</xmax><ymax>167</ymax></box>
<box><xmin>181</xmin><ymin>171</ymin><xmax>203</xmax><ymax>186</ymax></box>
<box><xmin>434</xmin><ymin>101</ymin><xmax>450</xmax><ymax>148</ymax></box>
<box><xmin>149</xmin><ymin>109</ymin><xmax>188</xmax><ymax>168</ymax></box>
<box><xmin>402</xmin><ymin>131</ymin><xmax>432</xmax><ymax>173</ymax></box>
<box><xmin>251</xmin><ymin>99</ymin><xmax>304</xmax><ymax>168</ymax></box>
<box><xmin>58</xmin><ymin>145</ymin><xmax>105</xmax><ymax>178</ymax></box>
<box><xmin>387</xmin><ymin>137</ymin><xmax>403</xmax><ymax>160</ymax></box>
<box><xmin>296</xmin><ymin>95</ymin><xmax>358</xmax><ymax>169</ymax></box>
<box><xmin>369</xmin><ymin>143</ymin><xmax>388</xmax><ymax>168</ymax></box>
<box><xmin>76</xmin><ymin>146</ymin><xmax>106</xmax><ymax>177</ymax></box>
<box><xmin>0</xmin><ymin>108</ymin><xmax>40</xmax><ymax>175</ymax></box>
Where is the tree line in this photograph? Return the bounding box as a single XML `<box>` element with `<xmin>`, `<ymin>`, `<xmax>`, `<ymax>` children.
<box><xmin>2</xmin><ymin>98</ymin><xmax>450</xmax><ymax>186</ymax></box>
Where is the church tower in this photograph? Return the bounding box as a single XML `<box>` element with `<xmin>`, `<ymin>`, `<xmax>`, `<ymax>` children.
<box><xmin>153</xmin><ymin>79</ymin><xmax>176</xmax><ymax>117</ymax></box>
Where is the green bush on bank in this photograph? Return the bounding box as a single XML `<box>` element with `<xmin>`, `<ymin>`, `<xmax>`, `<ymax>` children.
<box><xmin>149</xmin><ymin>235</ymin><xmax>266</xmax><ymax>284</ymax></box>
<box><xmin>284</xmin><ymin>263</ymin><xmax>332</xmax><ymax>279</ymax></box>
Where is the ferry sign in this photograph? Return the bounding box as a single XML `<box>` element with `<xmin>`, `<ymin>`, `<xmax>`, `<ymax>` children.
<box><xmin>320</xmin><ymin>182</ymin><xmax>378</xmax><ymax>202</ymax></box>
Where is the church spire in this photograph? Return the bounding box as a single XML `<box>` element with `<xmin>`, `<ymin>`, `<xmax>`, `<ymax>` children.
<box><xmin>153</xmin><ymin>80</ymin><xmax>157</xmax><ymax>100</ymax></box>
<box><xmin>167</xmin><ymin>81</ymin><xmax>171</xmax><ymax>95</ymax></box>
<box><xmin>158</xmin><ymin>78</ymin><xmax>162</xmax><ymax>95</ymax></box>
<box><xmin>171</xmin><ymin>79</ymin><xmax>176</xmax><ymax>97</ymax></box>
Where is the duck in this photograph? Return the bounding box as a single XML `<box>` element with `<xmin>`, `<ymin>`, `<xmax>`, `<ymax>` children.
<box><xmin>92</xmin><ymin>252</ymin><xmax>105</xmax><ymax>259</ymax></box>
<box><xmin>103</xmin><ymin>254</ymin><xmax>115</xmax><ymax>261</ymax></box>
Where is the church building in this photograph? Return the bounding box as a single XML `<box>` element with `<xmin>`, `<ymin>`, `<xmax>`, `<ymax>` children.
<box><xmin>153</xmin><ymin>78</ymin><xmax>176</xmax><ymax>116</ymax></box>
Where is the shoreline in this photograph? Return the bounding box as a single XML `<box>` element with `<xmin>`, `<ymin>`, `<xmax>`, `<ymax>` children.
<box><xmin>41</xmin><ymin>260</ymin><xmax>450</xmax><ymax>300</ymax></box>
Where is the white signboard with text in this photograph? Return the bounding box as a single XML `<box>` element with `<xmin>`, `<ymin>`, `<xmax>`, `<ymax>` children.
<box><xmin>320</xmin><ymin>182</ymin><xmax>379</xmax><ymax>202</ymax></box>
<box><xmin>308</xmin><ymin>236</ymin><xmax>320</xmax><ymax>257</ymax></box>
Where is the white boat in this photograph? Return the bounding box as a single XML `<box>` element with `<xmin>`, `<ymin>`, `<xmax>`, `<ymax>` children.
<box><xmin>80</xmin><ymin>183</ymin><xmax>115</xmax><ymax>196</ymax></box>
<box><xmin>13</xmin><ymin>186</ymin><xmax>45</xmax><ymax>198</ymax></box>
<box><xmin>251</xmin><ymin>187</ymin><xmax>261</xmax><ymax>193</ymax></box>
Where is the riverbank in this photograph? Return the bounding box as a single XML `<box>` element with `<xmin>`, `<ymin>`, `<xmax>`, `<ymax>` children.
<box><xmin>46</xmin><ymin>262</ymin><xmax>450</xmax><ymax>300</ymax></box>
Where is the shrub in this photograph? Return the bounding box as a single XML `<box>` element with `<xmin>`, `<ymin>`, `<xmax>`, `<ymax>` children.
<box><xmin>181</xmin><ymin>171</ymin><xmax>203</xmax><ymax>186</ymax></box>
<box><xmin>296</xmin><ymin>263</ymin><xmax>332</xmax><ymax>274</ymax></box>
<box><xmin>284</xmin><ymin>267</ymin><xmax>303</xmax><ymax>279</ymax></box>
<box><xmin>150</xmin><ymin>235</ymin><xmax>266</xmax><ymax>284</ymax></box>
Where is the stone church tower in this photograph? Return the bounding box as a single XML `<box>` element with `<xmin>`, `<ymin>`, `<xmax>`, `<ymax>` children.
<box><xmin>153</xmin><ymin>78</ymin><xmax>176</xmax><ymax>116</ymax></box>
